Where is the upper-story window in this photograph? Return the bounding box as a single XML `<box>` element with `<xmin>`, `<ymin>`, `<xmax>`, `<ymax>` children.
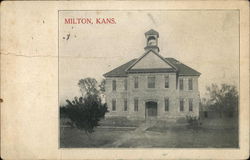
<box><xmin>134</xmin><ymin>77</ymin><xmax>139</xmax><ymax>88</ymax></box>
<box><xmin>124</xmin><ymin>79</ymin><xmax>127</xmax><ymax>90</ymax></box>
<box><xmin>112</xmin><ymin>80</ymin><xmax>116</xmax><ymax>91</ymax></box>
<box><xmin>179</xmin><ymin>78</ymin><xmax>184</xmax><ymax>90</ymax></box>
<box><xmin>189</xmin><ymin>99</ymin><xmax>193</xmax><ymax>111</ymax></box>
<box><xmin>165</xmin><ymin>98</ymin><xmax>169</xmax><ymax>111</ymax></box>
<box><xmin>188</xmin><ymin>78</ymin><xmax>193</xmax><ymax>90</ymax></box>
<box><xmin>180</xmin><ymin>98</ymin><xmax>184</xmax><ymax>111</ymax></box>
<box><xmin>148</xmin><ymin>76</ymin><xmax>155</xmax><ymax>88</ymax></box>
<box><xmin>165</xmin><ymin>75</ymin><xmax>169</xmax><ymax>88</ymax></box>
<box><xmin>112</xmin><ymin>99</ymin><xmax>116</xmax><ymax>111</ymax></box>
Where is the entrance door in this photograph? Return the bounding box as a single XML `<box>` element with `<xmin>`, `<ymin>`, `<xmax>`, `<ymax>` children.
<box><xmin>146</xmin><ymin>101</ymin><xmax>157</xmax><ymax>118</ymax></box>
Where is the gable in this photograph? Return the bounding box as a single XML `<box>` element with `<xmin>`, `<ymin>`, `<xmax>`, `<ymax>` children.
<box><xmin>103</xmin><ymin>57</ymin><xmax>200</xmax><ymax>77</ymax></box>
<box><xmin>131</xmin><ymin>51</ymin><xmax>172</xmax><ymax>69</ymax></box>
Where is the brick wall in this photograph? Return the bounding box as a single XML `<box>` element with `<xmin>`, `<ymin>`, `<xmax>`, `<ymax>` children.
<box><xmin>105</xmin><ymin>73</ymin><xmax>200</xmax><ymax>120</ymax></box>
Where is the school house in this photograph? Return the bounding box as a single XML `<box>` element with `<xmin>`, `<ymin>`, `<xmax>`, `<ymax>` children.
<box><xmin>103</xmin><ymin>29</ymin><xmax>201</xmax><ymax>120</ymax></box>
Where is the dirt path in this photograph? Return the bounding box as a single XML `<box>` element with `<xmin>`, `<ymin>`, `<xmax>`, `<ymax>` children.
<box><xmin>109</xmin><ymin>120</ymin><xmax>158</xmax><ymax>147</ymax></box>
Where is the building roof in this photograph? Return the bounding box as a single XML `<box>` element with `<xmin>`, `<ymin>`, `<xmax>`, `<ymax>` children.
<box><xmin>103</xmin><ymin>59</ymin><xmax>137</xmax><ymax>77</ymax></box>
<box><xmin>126</xmin><ymin>49</ymin><xmax>178</xmax><ymax>71</ymax></box>
<box><xmin>166</xmin><ymin>58</ymin><xmax>201</xmax><ymax>76</ymax></box>
<box><xmin>145</xmin><ymin>29</ymin><xmax>159</xmax><ymax>37</ymax></box>
<box><xmin>103</xmin><ymin>57</ymin><xmax>201</xmax><ymax>77</ymax></box>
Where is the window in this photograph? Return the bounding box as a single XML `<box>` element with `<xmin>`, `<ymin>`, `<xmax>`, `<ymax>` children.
<box><xmin>112</xmin><ymin>99</ymin><xmax>116</xmax><ymax>111</ymax></box>
<box><xmin>188</xmin><ymin>78</ymin><xmax>193</xmax><ymax>90</ymax></box>
<box><xmin>165</xmin><ymin>98</ymin><xmax>169</xmax><ymax>111</ymax></box>
<box><xmin>189</xmin><ymin>99</ymin><xmax>193</xmax><ymax>111</ymax></box>
<box><xmin>180</xmin><ymin>99</ymin><xmax>184</xmax><ymax>111</ymax></box>
<box><xmin>124</xmin><ymin>79</ymin><xmax>127</xmax><ymax>90</ymax></box>
<box><xmin>148</xmin><ymin>76</ymin><xmax>155</xmax><ymax>88</ymax></box>
<box><xmin>134</xmin><ymin>98</ymin><xmax>138</xmax><ymax>111</ymax></box>
<box><xmin>124</xmin><ymin>99</ymin><xmax>128</xmax><ymax>111</ymax></box>
<box><xmin>148</xmin><ymin>36</ymin><xmax>156</xmax><ymax>46</ymax></box>
<box><xmin>179</xmin><ymin>78</ymin><xmax>184</xmax><ymax>90</ymax></box>
<box><xmin>165</xmin><ymin>75</ymin><xmax>169</xmax><ymax>88</ymax></box>
<box><xmin>112</xmin><ymin>80</ymin><xmax>116</xmax><ymax>91</ymax></box>
<box><xmin>134</xmin><ymin>77</ymin><xmax>139</xmax><ymax>88</ymax></box>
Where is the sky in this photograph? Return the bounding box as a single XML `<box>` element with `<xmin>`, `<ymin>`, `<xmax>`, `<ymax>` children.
<box><xmin>59</xmin><ymin>10</ymin><xmax>239</xmax><ymax>105</ymax></box>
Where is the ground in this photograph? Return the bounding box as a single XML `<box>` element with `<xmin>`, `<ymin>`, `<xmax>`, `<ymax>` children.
<box><xmin>60</xmin><ymin>117</ymin><xmax>238</xmax><ymax>148</ymax></box>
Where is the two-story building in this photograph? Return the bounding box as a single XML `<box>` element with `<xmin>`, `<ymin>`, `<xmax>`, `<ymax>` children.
<box><xmin>103</xmin><ymin>29</ymin><xmax>201</xmax><ymax>121</ymax></box>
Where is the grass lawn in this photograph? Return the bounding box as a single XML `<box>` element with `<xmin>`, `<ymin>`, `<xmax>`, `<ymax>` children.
<box><xmin>60</xmin><ymin>127</ymin><xmax>128</xmax><ymax>148</ymax></box>
<box><xmin>60</xmin><ymin>118</ymin><xmax>238</xmax><ymax>148</ymax></box>
<box><xmin>134</xmin><ymin>128</ymin><xmax>238</xmax><ymax>148</ymax></box>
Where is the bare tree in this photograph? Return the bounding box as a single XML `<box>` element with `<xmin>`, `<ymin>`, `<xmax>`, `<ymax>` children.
<box><xmin>78</xmin><ymin>78</ymin><xmax>99</xmax><ymax>97</ymax></box>
<box><xmin>99</xmin><ymin>79</ymin><xmax>106</xmax><ymax>93</ymax></box>
<box><xmin>204</xmin><ymin>83</ymin><xmax>238</xmax><ymax>118</ymax></box>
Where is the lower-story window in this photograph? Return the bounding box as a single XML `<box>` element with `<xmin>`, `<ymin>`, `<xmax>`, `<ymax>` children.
<box><xmin>112</xmin><ymin>99</ymin><xmax>116</xmax><ymax>111</ymax></box>
<box><xmin>164</xmin><ymin>98</ymin><xmax>169</xmax><ymax>111</ymax></box>
<box><xmin>134</xmin><ymin>98</ymin><xmax>138</xmax><ymax>111</ymax></box>
<box><xmin>124</xmin><ymin>99</ymin><xmax>128</xmax><ymax>111</ymax></box>
<box><xmin>180</xmin><ymin>99</ymin><xmax>184</xmax><ymax>112</ymax></box>
<box><xmin>189</xmin><ymin>99</ymin><xmax>193</xmax><ymax>111</ymax></box>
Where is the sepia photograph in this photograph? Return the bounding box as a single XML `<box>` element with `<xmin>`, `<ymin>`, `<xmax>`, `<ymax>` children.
<box><xmin>59</xmin><ymin>10</ymin><xmax>239</xmax><ymax>148</ymax></box>
<box><xmin>1</xmin><ymin>1</ymin><xmax>249</xmax><ymax>159</ymax></box>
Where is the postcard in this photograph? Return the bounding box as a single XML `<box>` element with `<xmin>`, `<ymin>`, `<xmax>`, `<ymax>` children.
<box><xmin>1</xmin><ymin>1</ymin><xmax>249</xmax><ymax>159</ymax></box>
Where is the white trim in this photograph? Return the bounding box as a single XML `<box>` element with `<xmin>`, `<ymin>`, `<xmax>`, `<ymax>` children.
<box><xmin>125</xmin><ymin>49</ymin><xmax>178</xmax><ymax>71</ymax></box>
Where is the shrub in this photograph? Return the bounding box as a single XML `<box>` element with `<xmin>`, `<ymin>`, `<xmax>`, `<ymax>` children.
<box><xmin>60</xmin><ymin>95</ymin><xmax>108</xmax><ymax>134</ymax></box>
<box><xmin>186</xmin><ymin>116</ymin><xmax>201</xmax><ymax>129</ymax></box>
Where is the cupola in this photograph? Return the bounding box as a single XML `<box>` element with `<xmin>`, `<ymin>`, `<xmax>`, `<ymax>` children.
<box><xmin>144</xmin><ymin>29</ymin><xmax>160</xmax><ymax>53</ymax></box>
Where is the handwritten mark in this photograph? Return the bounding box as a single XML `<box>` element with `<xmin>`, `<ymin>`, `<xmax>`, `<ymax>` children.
<box><xmin>66</xmin><ymin>33</ymin><xmax>70</xmax><ymax>40</ymax></box>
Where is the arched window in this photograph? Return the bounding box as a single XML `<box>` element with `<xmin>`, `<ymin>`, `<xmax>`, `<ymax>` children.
<box><xmin>147</xmin><ymin>36</ymin><xmax>156</xmax><ymax>46</ymax></box>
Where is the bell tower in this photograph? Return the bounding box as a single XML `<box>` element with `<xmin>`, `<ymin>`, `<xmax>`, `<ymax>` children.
<box><xmin>144</xmin><ymin>29</ymin><xmax>160</xmax><ymax>53</ymax></box>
